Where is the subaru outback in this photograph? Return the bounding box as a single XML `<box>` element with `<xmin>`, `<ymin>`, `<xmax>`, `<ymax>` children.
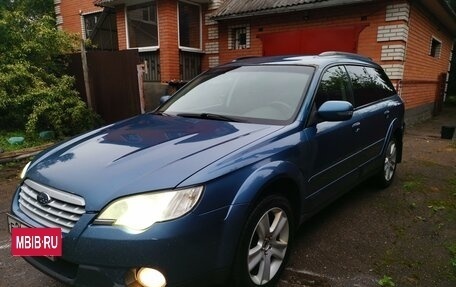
<box><xmin>8</xmin><ymin>52</ymin><xmax>404</xmax><ymax>287</ymax></box>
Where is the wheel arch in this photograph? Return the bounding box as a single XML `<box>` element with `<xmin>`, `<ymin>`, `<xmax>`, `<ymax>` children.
<box><xmin>226</xmin><ymin>162</ymin><xmax>303</xmax><ymax>286</ymax></box>
<box><xmin>230</xmin><ymin>160</ymin><xmax>305</xmax><ymax>226</ymax></box>
<box><xmin>384</xmin><ymin>118</ymin><xmax>405</xmax><ymax>163</ymax></box>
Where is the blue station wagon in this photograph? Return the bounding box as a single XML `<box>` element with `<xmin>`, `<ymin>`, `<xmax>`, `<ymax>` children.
<box><xmin>8</xmin><ymin>52</ymin><xmax>404</xmax><ymax>287</ymax></box>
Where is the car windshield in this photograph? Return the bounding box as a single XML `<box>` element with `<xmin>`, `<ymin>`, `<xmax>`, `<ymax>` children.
<box><xmin>158</xmin><ymin>65</ymin><xmax>314</xmax><ymax>125</ymax></box>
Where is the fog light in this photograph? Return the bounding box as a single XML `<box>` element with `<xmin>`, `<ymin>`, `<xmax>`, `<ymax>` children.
<box><xmin>137</xmin><ymin>268</ymin><xmax>166</xmax><ymax>287</ymax></box>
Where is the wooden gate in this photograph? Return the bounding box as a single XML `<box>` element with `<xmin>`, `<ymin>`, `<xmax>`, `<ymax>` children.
<box><xmin>68</xmin><ymin>50</ymin><xmax>141</xmax><ymax>124</ymax></box>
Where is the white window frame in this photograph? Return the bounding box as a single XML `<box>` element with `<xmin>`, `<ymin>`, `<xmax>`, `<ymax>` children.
<box><xmin>125</xmin><ymin>1</ymin><xmax>160</xmax><ymax>52</ymax></box>
<box><xmin>228</xmin><ymin>24</ymin><xmax>250</xmax><ymax>50</ymax></box>
<box><xmin>177</xmin><ymin>0</ymin><xmax>202</xmax><ymax>52</ymax></box>
<box><xmin>81</xmin><ymin>10</ymin><xmax>103</xmax><ymax>40</ymax></box>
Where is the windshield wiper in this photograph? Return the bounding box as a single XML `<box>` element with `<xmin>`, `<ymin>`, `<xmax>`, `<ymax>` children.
<box><xmin>153</xmin><ymin>111</ymin><xmax>172</xmax><ymax>116</ymax></box>
<box><xmin>176</xmin><ymin>113</ymin><xmax>240</xmax><ymax>122</ymax></box>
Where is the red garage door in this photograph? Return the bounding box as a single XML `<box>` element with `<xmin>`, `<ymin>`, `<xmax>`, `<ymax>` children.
<box><xmin>258</xmin><ymin>24</ymin><xmax>368</xmax><ymax>56</ymax></box>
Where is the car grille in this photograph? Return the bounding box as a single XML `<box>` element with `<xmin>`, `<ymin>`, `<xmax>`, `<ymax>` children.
<box><xmin>18</xmin><ymin>179</ymin><xmax>86</xmax><ymax>233</ymax></box>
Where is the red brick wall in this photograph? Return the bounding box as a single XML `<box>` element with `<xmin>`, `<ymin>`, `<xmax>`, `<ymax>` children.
<box><xmin>116</xmin><ymin>4</ymin><xmax>160</xmax><ymax>51</ymax></box>
<box><xmin>401</xmin><ymin>3</ymin><xmax>453</xmax><ymax>109</ymax></box>
<box><xmin>113</xmin><ymin>0</ymin><xmax>181</xmax><ymax>81</ymax></box>
<box><xmin>158</xmin><ymin>0</ymin><xmax>180</xmax><ymax>81</ymax></box>
<box><xmin>59</xmin><ymin>0</ymin><xmax>101</xmax><ymax>35</ymax></box>
<box><xmin>215</xmin><ymin>2</ymin><xmax>389</xmax><ymax>65</ymax></box>
<box><xmin>115</xmin><ymin>5</ymin><xmax>127</xmax><ymax>50</ymax></box>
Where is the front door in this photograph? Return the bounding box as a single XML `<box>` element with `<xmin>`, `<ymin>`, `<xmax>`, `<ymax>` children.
<box><xmin>304</xmin><ymin>65</ymin><xmax>361</xmax><ymax>209</ymax></box>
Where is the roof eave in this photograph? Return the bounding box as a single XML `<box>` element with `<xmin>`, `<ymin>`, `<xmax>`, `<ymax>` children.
<box><xmin>95</xmin><ymin>0</ymin><xmax>211</xmax><ymax>7</ymax></box>
<box><xmin>418</xmin><ymin>0</ymin><xmax>456</xmax><ymax>36</ymax></box>
<box><xmin>212</xmin><ymin>0</ymin><xmax>376</xmax><ymax>21</ymax></box>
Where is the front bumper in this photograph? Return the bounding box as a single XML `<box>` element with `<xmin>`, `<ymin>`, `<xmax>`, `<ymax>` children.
<box><xmin>10</xmin><ymin>190</ymin><xmax>249</xmax><ymax>286</ymax></box>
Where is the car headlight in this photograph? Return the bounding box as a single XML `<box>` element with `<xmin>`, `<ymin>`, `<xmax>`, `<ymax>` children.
<box><xmin>20</xmin><ymin>161</ymin><xmax>31</xmax><ymax>179</ymax></box>
<box><xmin>94</xmin><ymin>186</ymin><xmax>203</xmax><ymax>232</ymax></box>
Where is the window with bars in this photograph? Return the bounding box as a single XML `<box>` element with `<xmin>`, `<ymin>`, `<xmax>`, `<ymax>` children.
<box><xmin>180</xmin><ymin>51</ymin><xmax>201</xmax><ymax>81</ymax></box>
<box><xmin>233</xmin><ymin>27</ymin><xmax>247</xmax><ymax>49</ymax></box>
<box><xmin>229</xmin><ymin>25</ymin><xmax>250</xmax><ymax>50</ymax></box>
<box><xmin>430</xmin><ymin>37</ymin><xmax>442</xmax><ymax>58</ymax></box>
<box><xmin>140</xmin><ymin>52</ymin><xmax>160</xmax><ymax>82</ymax></box>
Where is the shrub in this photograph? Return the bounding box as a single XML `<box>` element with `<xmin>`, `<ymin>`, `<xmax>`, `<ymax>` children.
<box><xmin>0</xmin><ymin>1</ymin><xmax>100</xmax><ymax>138</ymax></box>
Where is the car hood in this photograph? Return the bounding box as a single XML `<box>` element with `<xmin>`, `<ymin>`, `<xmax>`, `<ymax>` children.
<box><xmin>26</xmin><ymin>114</ymin><xmax>282</xmax><ymax>211</ymax></box>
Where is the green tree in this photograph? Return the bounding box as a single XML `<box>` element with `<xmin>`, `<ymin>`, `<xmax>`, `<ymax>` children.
<box><xmin>0</xmin><ymin>0</ymin><xmax>54</xmax><ymax>18</ymax></box>
<box><xmin>0</xmin><ymin>0</ymin><xmax>99</xmax><ymax>137</ymax></box>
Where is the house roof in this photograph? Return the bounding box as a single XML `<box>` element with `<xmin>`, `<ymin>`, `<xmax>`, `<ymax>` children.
<box><xmin>419</xmin><ymin>0</ymin><xmax>456</xmax><ymax>35</ymax></box>
<box><xmin>93</xmin><ymin>0</ymin><xmax>114</xmax><ymax>6</ymax></box>
<box><xmin>211</xmin><ymin>0</ymin><xmax>375</xmax><ymax>20</ymax></box>
<box><xmin>94</xmin><ymin>0</ymin><xmax>211</xmax><ymax>7</ymax></box>
<box><xmin>213</xmin><ymin>0</ymin><xmax>456</xmax><ymax>35</ymax></box>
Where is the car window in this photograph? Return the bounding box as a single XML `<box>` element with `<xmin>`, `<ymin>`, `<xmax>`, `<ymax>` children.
<box><xmin>160</xmin><ymin>65</ymin><xmax>314</xmax><ymax>124</ymax></box>
<box><xmin>346</xmin><ymin>65</ymin><xmax>396</xmax><ymax>108</ymax></box>
<box><xmin>314</xmin><ymin>66</ymin><xmax>351</xmax><ymax>109</ymax></box>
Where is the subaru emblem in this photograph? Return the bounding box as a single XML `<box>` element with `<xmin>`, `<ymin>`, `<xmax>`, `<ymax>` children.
<box><xmin>37</xmin><ymin>192</ymin><xmax>52</xmax><ymax>206</ymax></box>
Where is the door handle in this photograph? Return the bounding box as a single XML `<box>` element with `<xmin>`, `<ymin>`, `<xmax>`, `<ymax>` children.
<box><xmin>352</xmin><ymin>122</ymin><xmax>361</xmax><ymax>133</ymax></box>
<box><xmin>384</xmin><ymin>110</ymin><xmax>390</xmax><ymax>119</ymax></box>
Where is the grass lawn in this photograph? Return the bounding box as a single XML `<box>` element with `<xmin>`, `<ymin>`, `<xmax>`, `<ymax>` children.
<box><xmin>0</xmin><ymin>130</ymin><xmax>54</xmax><ymax>153</ymax></box>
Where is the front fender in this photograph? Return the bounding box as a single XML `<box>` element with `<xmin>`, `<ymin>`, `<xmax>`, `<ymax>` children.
<box><xmin>230</xmin><ymin>160</ymin><xmax>306</xmax><ymax>206</ymax></box>
<box><xmin>215</xmin><ymin>160</ymin><xmax>306</xmax><ymax>270</ymax></box>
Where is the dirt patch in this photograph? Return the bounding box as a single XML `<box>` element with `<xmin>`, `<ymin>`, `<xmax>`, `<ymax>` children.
<box><xmin>0</xmin><ymin>161</ymin><xmax>24</xmax><ymax>200</ymax></box>
<box><xmin>373</xmin><ymin>107</ymin><xmax>456</xmax><ymax>286</ymax></box>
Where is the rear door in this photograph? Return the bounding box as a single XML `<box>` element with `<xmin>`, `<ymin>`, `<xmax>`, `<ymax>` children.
<box><xmin>345</xmin><ymin>65</ymin><xmax>397</xmax><ymax>174</ymax></box>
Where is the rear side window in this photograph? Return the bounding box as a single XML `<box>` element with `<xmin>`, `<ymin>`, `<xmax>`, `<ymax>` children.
<box><xmin>315</xmin><ymin>66</ymin><xmax>351</xmax><ymax>109</ymax></box>
<box><xmin>346</xmin><ymin>65</ymin><xmax>396</xmax><ymax>108</ymax></box>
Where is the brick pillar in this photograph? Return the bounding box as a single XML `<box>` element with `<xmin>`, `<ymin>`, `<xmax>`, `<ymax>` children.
<box><xmin>203</xmin><ymin>11</ymin><xmax>220</xmax><ymax>69</ymax></box>
<box><xmin>116</xmin><ymin>5</ymin><xmax>127</xmax><ymax>50</ymax></box>
<box><xmin>378</xmin><ymin>2</ymin><xmax>410</xmax><ymax>81</ymax></box>
<box><xmin>158</xmin><ymin>0</ymin><xmax>180</xmax><ymax>82</ymax></box>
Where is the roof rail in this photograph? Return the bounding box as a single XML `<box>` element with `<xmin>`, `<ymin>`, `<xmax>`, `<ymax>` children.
<box><xmin>319</xmin><ymin>51</ymin><xmax>372</xmax><ymax>61</ymax></box>
<box><xmin>232</xmin><ymin>56</ymin><xmax>261</xmax><ymax>62</ymax></box>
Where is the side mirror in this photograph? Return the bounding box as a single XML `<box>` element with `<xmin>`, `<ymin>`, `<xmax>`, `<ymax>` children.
<box><xmin>318</xmin><ymin>100</ymin><xmax>353</xmax><ymax>121</ymax></box>
<box><xmin>160</xmin><ymin>95</ymin><xmax>172</xmax><ymax>105</ymax></box>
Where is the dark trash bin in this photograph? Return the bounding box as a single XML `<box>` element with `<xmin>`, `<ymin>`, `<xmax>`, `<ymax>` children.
<box><xmin>441</xmin><ymin>126</ymin><xmax>455</xmax><ymax>139</ymax></box>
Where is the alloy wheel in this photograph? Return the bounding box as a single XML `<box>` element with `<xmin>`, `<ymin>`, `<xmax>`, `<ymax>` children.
<box><xmin>247</xmin><ymin>207</ymin><xmax>289</xmax><ymax>285</ymax></box>
<box><xmin>384</xmin><ymin>141</ymin><xmax>397</xmax><ymax>181</ymax></box>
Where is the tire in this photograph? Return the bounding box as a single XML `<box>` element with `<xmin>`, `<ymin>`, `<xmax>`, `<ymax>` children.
<box><xmin>376</xmin><ymin>138</ymin><xmax>398</xmax><ymax>188</ymax></box>
<box><xmin>233</xmin><ymin>194</ymin><xmax>294</xmax><ymax>287</ymax></box>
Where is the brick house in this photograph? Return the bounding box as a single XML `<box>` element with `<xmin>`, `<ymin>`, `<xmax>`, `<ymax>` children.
<box><xmin>55</xmin><ymin>0</ymin><xmax>456</xmax><ymax>122</ymax></box>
